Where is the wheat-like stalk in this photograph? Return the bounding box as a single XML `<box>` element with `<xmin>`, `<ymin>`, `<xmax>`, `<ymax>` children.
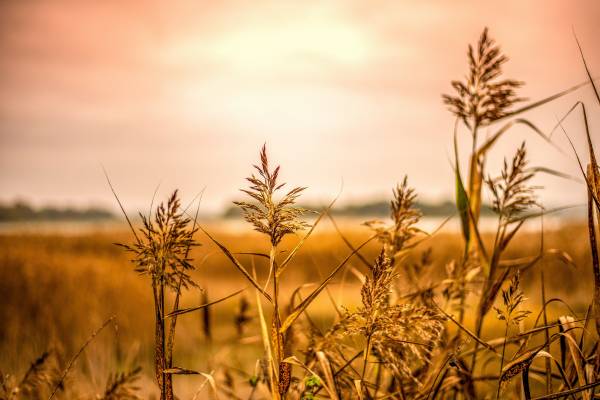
<box><xmin>234</xmin><ymin>144</ymin><xmax>309</xmax><ymax>246</ymax></box>
<box><xmin>486</xmin><ymin>142</ymin><xmax>539</xmax><ymax>222</ymax></box>
<box><xmin>443</xmin><ymin>27</ymin><xmax>523</xmax><ymax>129</ymax></box>
<box><xmin>119</xmin><ymin>190</ymin><xmax>198</xmax><ymax>400</ymax></box>
<box><xmin>444</xmin><ymin>28</ymin><xmax>529</xmax><ymax>261</ymax></box>
<box><xmin>308</xmin><ymin>250</ymin><xmax>445</xmax><ymax>398</ymax></box>
<box><xmin>364</xmin><ymin>177</ymin><xmax>422</xmax><ymax>262</ymax></box>
<box><xmin>235</xmin><ymin>144</ymin><xmax>310</xmax><ymax>399</ymax></box>
<box><xmin>120</xmin><ymin>191</ymin><xmax>198</xmax><ymax>291</ymax></box>
<box><xmin>494</xmin><ymin>271</ymin><xmax>531</xmax><ymax>398</ymax></box>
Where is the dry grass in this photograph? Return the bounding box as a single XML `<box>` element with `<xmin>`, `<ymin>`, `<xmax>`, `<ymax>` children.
<box><xmin>1</xmin><ymin>27</ymin><xmax>600</xmax><ymax>399</ymax></box>
<box><xmin>0</xmin><ymin>222</ymin><xmax>595</xmax><ymax>398</ymax></box>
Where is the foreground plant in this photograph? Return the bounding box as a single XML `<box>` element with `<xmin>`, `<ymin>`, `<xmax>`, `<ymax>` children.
<box><xmin>0</xmin><ymin>351</ymin><xmax>60</xmax><ymax>400</ymax></box>
<box><xmin>300</xmin><ymin>179</ymin><xmax>447</xmax><ymax>399</ymax></box>
<box><xmin>438</xmin><ymin>27</ymin><xmax>600</xmax><ymax>399</ymax></box>
<box><xmin>198</xmin><ymin>145</ymin><xmax>375</xmax><ymax>399</ymax></box>
<box><xmin>0</xmin><ymin>348</ymin><xmax>142</xmax><ymax>400</ymax></box>
<box><xmin>468</xmin><ymin>143</ymin><xmax>539</xmax><ymax>361</ymax></box>
<box><xmin>119</xmin><ymin>191</ymin><xmax>198</xmax><ymax>400</ymax></box>
<box><xmin>316</xmin><ymin>252</ymin><xmax>444</xmax><ymax>398</ymax></box>
<box><xmin>234</xmin><ymin>144</ymin><xmax>309</xmax><ymax>398</ymax></box>
<box><xmin>493</xmin><ymin>271</ymin><xmax>531</xmax><ymax>398</ymax></box>
<box><xmin>443</xmin><ymin>27</ymin><xmax>524</xmax><ymax>258</ymax></box>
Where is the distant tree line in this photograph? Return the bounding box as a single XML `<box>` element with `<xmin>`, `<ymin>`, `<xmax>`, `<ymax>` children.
<box><xmin>0</xmin><ymin>199</ymin><xmax>493</xmax><ymax>222</ymax></box>
<box><xmin>223</xmin><ymin>199</ymin><xmax>494</xmax><ymax>219</ymax></box>
<box><xmin>0</xmin><ymin>201</ymin><xmax>115</xmax><ymax>222</ymax></box>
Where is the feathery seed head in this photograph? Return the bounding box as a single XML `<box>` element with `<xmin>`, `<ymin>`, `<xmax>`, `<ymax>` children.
<box><xmin>119</xmin><ymin>190</ymin><xmax>198</xmax><ymax>291</ymax></box>
<box><xmin>494</xmin><ymin>271</ymin><xmax>531</xmax><ymax>324</ymax></box>
<box><xmin>361</xmin><ymin>251</ymin><xmax>395</xmax><ymax>316</ymax></box>
<box><xmin>443</xmin><ymin>27</ymin><xmax>524</xmax><ymax>128</ymax></box>
<box><xmin>486</xmin><ymin>142</ymin><xmax>539</xmax><ymax>221</ymax></box>
<box><xmin>235</xmin><ymin>145</ymin><xmax>309</xmax><ymax>245</ymax></box>
<box><xmin>365</xmin><ymin>177</ymin><xmax>421</xmax><ymax>259</ymax></box>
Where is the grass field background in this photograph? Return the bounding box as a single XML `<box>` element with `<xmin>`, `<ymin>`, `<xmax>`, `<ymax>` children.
<box><xmin>0</xmin><ymin>219</ymin><xmax>593</xmax><ymax>398</ymax></box>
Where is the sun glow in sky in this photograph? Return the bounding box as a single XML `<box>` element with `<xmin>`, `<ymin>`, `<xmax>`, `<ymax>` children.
<box><xmin>181</xmin><ymin>18</ymin><xmax>373</xmax><ymax>72</ymax></box>
<box><xmin>1</xmin><ymin>1</ymin><xmax>599</xmax><ymax>213</ymax></box>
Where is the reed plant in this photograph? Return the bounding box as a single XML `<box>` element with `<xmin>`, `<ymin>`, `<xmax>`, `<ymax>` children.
<box><xmin>118</xmin><ymin>191</ymin><xmax>199</xmax><ymax>400</ymax></box>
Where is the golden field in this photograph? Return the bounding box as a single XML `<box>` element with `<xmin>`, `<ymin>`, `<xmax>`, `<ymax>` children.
<box><xmin>0</xmin><ymin>220</ymin><xmax>595</xmax><ymax>398</ymax></box>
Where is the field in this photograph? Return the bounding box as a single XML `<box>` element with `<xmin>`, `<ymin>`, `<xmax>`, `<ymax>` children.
<box><xmin>0</xmin><ymin>219</ymin><xmax>596</xmax><ymax>399</ymax></box>
<box><xmin>2</xmin><ymin>27</ymin><xmax>600</xmax><ymax>400</ymax></box>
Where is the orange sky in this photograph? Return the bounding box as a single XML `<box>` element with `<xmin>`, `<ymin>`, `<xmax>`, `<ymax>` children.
<box><xmin>1</xmin><ymin>0</ymin><xmax>599</xmax><ymax>213</ymax></box>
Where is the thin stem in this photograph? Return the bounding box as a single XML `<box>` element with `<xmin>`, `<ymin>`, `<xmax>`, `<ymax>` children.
<box><xmin>468</xmin><ymin>122</ymin><xmax>483</xmax><ymax>377</ymax></box>
<box><xmin>161</xmin><ymin>277</ymin><xmax>166</xmax><ymax>399</ymax></box>
<box><xmin>496</xmin><ymin>320</ymin><xmax>510</xmax><ymax>400</ymax></box>
<box><xmin>270</xmin><ymin>244</ymin><xmax>282</xmax><ymax>400</ymax></box>
<box><xmin>458</xmin><ymin>263</ymin><xmax>466</xmax><ymax>326</ymax></box>
<box><xmin>361</xmin><ymin>332</ymin><xmax>373</xmax><ymax>382</ymax></box>
<box><xmin>48</xmin><ymin>316</ymin><xmax>115</xmax><ymax>399</ymax></box>
<box><xmin>468</xmin><ymin>122</ymin><xmax>481</xmax><ymax>232</ymax></box>
<box><xmin>541</xmin><ymin>268</ymin><xmax>552</xmax><ymax>394</ymax></box>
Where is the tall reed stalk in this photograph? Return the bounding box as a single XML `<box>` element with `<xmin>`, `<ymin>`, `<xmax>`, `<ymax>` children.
<box><xmin>234</xmin><ymin>145</ymin><xmax>309</xmax><ymax>399</ymax></box>
<box><xmin>119</xmin><ymin>191</ymin><xmax>198</xmax><ymax>400</ymax></box>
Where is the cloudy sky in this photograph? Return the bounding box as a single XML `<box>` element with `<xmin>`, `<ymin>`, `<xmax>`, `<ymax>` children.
<box><xmin>1</xmin><ymin>0</ymin><xmax>599</xmax><ymax>213</ymax></box>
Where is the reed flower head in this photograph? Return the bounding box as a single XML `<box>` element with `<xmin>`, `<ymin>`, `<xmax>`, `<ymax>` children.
<box><xmin>365</xmin><ymin>177</ymin><xmax>421</xmax><ymax>259</ymax></box>
<box><xmin>443</xmin><ymin>27</ymin><xmax>524</xmax><ymax>128</ymax></box>
<box><xmin>494</xmin><ymin>271</ymin><xmax>531</xmax><ymax>325</ymax></box>
<box><xmin>120</xmin><ymin>190</ymin><xmax>198</xmax><ymax>291</ymax></box>
<box><xmin>486</xmin><ymin>142</ymin><xmax>539</xmax><ymax>221</ymax></box>
<box><xmin>235</xmin><ymin>144</ymin><xmax>309</xmax><ymax>246</ymax></box>
<box><xmin>341</xmin><ymin>252</ymin><xmax>444</xmax><ymax>383</ymax></box>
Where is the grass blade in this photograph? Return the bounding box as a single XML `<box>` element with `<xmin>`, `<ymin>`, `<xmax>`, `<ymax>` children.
<box><xmin>493</xmin><ymin>80</ymin><xmax>591</xmax><ymax>123</ymax></box>
<box><xmin>49</xmin><ymin>316</ymin><xmax>115</xmax><ymax>400</ymax></box>
<box><xmin>453</xmin><ymin>119</ymin><xmax>471</xmax><ymax>248</ymax></box>
<box><xmin>477</xmin><ymin>118</ymin><xmax>565</xmax><ymax>158</ymax></box>
<box><xmin>165</xmin><ymin>288</ymin><xmax>245</xmax><ymax>318</ymax></box>
<box><xmin>102</xmin><ymin>167</ymin><xmax>140</xmax><ymax>243</ymax></box>
<box><xmin>200</xmin><ymin>226</ymin><xmax>272</xmax><ymax>303</ymax></box>
<box><xmin>278</xmin><ymin>192</ymin><xmax>340</xmax><ymax>274</ymax></box>
<box><xmin>531</xmin><ymin>380</ymin><xmax>600</xmax><ymax>400</ymax></box>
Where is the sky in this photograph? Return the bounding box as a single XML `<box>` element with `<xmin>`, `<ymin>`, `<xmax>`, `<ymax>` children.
<box><xmin>1</xmin><ymin>0</ymin><xmax>599</xmax><ymax>214</ymax></box>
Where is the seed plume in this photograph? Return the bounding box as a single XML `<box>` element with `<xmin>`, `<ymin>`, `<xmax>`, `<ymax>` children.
<box><xmin>365</xmin><ymin>177</ymin><xmax>421</xmax><ymax>259</ymax></box>
<box><xmin>486</xmin><ymin>142</ymin><xmax>538</xmax><ymax>221</ymax></box>
<box><xmin>235</xmin><ymin>144</ymin><xmax>309</xmax><ymax>245</ymax></box>
<box><xmin>443</xmin><ymin>27</ymin><xmax>523</xmax><ymax>128</ymax></box>
<box><xmin>120</xmin><ymin>190</ymin><xmax>198</xmax><ymax>291</ymax></box>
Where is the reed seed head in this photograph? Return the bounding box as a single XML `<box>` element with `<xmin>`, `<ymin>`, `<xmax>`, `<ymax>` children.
<box><xmin>235</xmin><ymin>145</ymin><xmax>309</xmax><ymax>246</ymax></box>
<box><xmin>365</xmin><ymin>177</ymin><xmax>421</xmax><ymax>258</ymax></box>
<box><xmin>120</xmin><ymin>190</ymin><xmax>198</xmax><ymax>291</ymax></box>
<box><xmin>486</xmin><ymin>142</ymin><xmax>539</xmax><ymax>221</ymax></box>
<box><xmin>443</xmin><ymin>27</ymin><xmax>524</xmax><ymax>128</ymax></box>
<box><xmin>494</xmin><ymin>271</ymin><xmax>531</xmax><ymax>325</ymax></box>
